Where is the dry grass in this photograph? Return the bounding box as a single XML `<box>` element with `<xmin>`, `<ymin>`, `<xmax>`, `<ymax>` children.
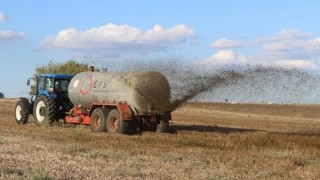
<box><xmin>0</xmin><ymin>99</ymin><xmax>319</xmax><ymax>179</ymax></box>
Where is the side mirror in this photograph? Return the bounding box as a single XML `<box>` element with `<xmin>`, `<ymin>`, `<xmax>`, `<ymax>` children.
<box><xmin>27</xmin><ymin>79</ymin><xmax>30</xmax><ymax>86</ymax></box>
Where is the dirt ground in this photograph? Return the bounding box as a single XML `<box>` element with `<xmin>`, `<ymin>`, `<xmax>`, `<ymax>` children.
<box><xmin>0</xmin><ymin>99</ymin><xmax>319</xmax><ymax>179</ymax></box>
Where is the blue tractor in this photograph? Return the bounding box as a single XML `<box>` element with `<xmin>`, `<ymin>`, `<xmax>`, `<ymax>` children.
<box><xmin>14</xmin><ymin>74</ymin><xmax>74</xmax><ymax>125</ymax></box>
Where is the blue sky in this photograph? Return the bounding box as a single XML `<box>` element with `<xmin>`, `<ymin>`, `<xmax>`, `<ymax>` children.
<box><xmin>1</xmin><ymin>0</ymin><xmax>320</xmax><ymax>97</ymax></box>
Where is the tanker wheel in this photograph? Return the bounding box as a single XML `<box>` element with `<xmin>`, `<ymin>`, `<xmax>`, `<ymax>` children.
<box><xmin>106</xmin><ymin>109</ymin><xmax>131</xmax><ymax>134</ymax></box>
<box><xmin>157</xmin><ymin>119</ymin><xmax>169</xmax><ymax>133</ymax></box>
<box><xmin>15</xmin><ymin>98</ymin><xmax>30</xmax><ymax>124</ymax></box>
<box><xmin>33</xmin><ymin>95</ymin><xmax>57</xmax><ymax>126</ymax></box>
<box><xmin>90</xmin><ymin>107</ymin><xmax>109</xmax><ymax>132</ymax></box>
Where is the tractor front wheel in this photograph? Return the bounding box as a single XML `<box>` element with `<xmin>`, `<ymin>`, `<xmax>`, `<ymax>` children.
<box><xmin>33</xmin><ymin>95</ymin><xmax>57</xmax><ymax>125</ymax></box>
<box><xmin>15</xmin><ymin>98</ymin><xmax>30</xmax><ymax>124</ymax></box>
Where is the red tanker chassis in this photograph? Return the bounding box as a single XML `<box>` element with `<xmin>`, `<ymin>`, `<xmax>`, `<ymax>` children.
<box><xmin>65</xmin><ymin>101</ymin><xmax>171</xmax><ymax>134</ymax></box>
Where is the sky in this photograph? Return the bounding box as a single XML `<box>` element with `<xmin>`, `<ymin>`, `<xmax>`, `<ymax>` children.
<box><xmin>1</xmin><ymin>0</ymin><xmax>320</xmax><ymax>97</ymax></box>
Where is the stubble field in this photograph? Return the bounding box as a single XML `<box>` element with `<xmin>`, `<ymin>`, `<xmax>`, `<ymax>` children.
<box><xmin>0</xmin><ymin>98</ymin><xmax>319</xmax><ymax>179</ymax></box>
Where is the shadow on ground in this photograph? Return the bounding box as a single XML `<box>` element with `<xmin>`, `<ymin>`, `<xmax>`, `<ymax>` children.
<box><xmin>170</xmin><ymin>124</ymin><xmax>320</xmax><ymax>137</ymax></box>
<box><xmin>170</xmin><ymin>124</ymin><xmax>258</xmax><ymax>134</ymax></box>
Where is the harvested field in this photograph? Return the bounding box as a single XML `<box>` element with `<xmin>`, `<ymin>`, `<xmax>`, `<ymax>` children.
<box><xmin>0</xmin><ymin>98</ymin><xmax>319</xmax><ymax>179</ymax></box>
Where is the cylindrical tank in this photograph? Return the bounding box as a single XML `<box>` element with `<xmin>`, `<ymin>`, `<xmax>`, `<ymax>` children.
<box><xmin>68</xmin><ymin>71</ymin><xmax>171</xmax><ymax>114</ymax></box>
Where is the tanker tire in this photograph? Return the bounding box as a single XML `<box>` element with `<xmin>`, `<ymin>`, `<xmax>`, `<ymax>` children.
<box><xmin>15</xmin><ymin>99</ymin><xmax>30</xmax><ymax>124</ymax></box>
<box><xmin>106</xmin><ymin>109</ymin><xmax>131</xmax><ymax>134</ymax></box>
<box><xmin>157</xmin><ymin>119</ymin><xmax>169</xmax><ymax>133</ymax></box>
<box><xmin>33</xmin><ymin>95</ymin><xmax>57</xmax><ymax>126</ymax></box>
<box><xmin>90</xmin><ymin>108</ymin><xmax>108</xmax><ymax>132</ymax></box>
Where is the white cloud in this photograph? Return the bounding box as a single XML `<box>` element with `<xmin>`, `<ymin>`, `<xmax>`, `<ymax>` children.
<box><xmin>204</xmin><ymin>29</ymin><xmax>320</xmax><ymax>69</ymax></box>
<box><xmin>0</xmin><ymin>12</ymin><xmax>6</xmax><ymax>22</ymax></box>
<box><xmin>258</xmin><ymin>29</ymin><xmax>309</xmax><ymax>44</ymax></box>
<box><xmin>39</xmin><ymin>23</ymin><xmax>194</xmax><ymax>55</ymax></box>
<box><xmin>199</xmin><ymin>50</ymin><xmax>248</xmax><ymax>65</ymax></box>
<box><xmin>259</xmin><ymin>29</ymin><xmax>310</xmax><ymax>53</ymax></box>
<box><xmin>313</xmin><ymin>37</ymin><xmax>320</xmax><ymax>43</ymax></box>
<box><xmin>0</xmin><ymin>13</ymin><xmax>26</xmax><ymax>42</ymax></box>
<box><xmin>0</xmin><ymin>30</ymin><xmax>26</xmax><ymax>41</ymax></box>
<box><xmin>308</xmin><ymin>37</ymin><xmax>320</xmax><ymax>55</ymax></box>
<box><xmin>210</xmin><ymin>38</ymin><xmax>242</xmax><ymax>48</ymax></box>
<box><xmin>275</xmin><ymin>60</ymin><xmax>317</xmax><ymax>69</ymax></box>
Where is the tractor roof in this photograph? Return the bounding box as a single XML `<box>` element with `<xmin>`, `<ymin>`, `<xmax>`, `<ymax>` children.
<box><xmin>39</xmin><ymin>74</ymin><xmax>74</xmax><ymax>80</ymax></box>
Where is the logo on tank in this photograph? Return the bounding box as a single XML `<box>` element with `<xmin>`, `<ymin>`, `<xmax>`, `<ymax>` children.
<box><xmin>79</xmin><ymin>75</ymin><xmax>93</xmax><ymax>95</ymax></box>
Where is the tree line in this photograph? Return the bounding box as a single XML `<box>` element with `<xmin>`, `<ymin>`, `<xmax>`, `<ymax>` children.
<box><xmin>35</xmin><ymin>60</ymin><xmax>88</xmax><ymax>76</ymax></box>
<box><xmin>30</xmin><ymin>60</ymin><xmax>88</xmax><ymax>94</ymax></box>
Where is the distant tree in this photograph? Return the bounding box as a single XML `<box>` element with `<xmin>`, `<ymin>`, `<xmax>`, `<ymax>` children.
<box><xmin>35</xmin><ymin>60</ymin><xmax>88</xmax><ymax>75</ymax></box>
<box><xmin>30</xmin><ymin>60</ymin><xmax>88</xmax><ymax>94</ymax></box>
<box><xmin>0</xmin><ymin>92</ymin><xmax>4</xmax><ymax>98</ymax></box>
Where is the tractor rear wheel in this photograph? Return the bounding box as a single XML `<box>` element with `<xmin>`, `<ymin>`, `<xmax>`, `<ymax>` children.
<box><xmin>15</xmin><ymin>98</ymin><xmax>30</xmax><ymax>124</ymax></box>
<box><xmin>90</xmin><ymin>108</ymin><xmax>109</xmax><ymax>132</ymax></box>
<box><xmin>33</xmin><ymin>95</ymin><xmax>57</xmax><ymax>125</ymax></box>
<box><xmin>106</xmin><ymin>109</ymin><xmax>131</xmax><ymax>134</ymax></box>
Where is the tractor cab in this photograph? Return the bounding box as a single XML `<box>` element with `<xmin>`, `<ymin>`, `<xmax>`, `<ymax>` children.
<box><xmin>30</xmin><ymin>74</ymin><xmax>73</xmax><ymax>101</ymax></box>
<box><xmin>28</xmin><ymin>74</ymin><xmax>73</xmax><ymax>103</ymax></box>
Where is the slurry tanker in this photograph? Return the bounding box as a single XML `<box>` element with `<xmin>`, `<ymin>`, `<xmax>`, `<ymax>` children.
<box><xmin>14</xmin><ymin>71</ymin><xmax>172</xmax><ymax>134</ymax></box>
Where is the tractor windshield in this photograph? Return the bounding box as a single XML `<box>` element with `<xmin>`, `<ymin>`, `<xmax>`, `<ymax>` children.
<box><xmin>54</xmin><ymin>79</ymin><xmax>69</xmax><ymax>92</ymax></box>
<box><xmin>38</xmin><ymin>77</ymin><xmax>54</xmax><ymax>92</ymax></box>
